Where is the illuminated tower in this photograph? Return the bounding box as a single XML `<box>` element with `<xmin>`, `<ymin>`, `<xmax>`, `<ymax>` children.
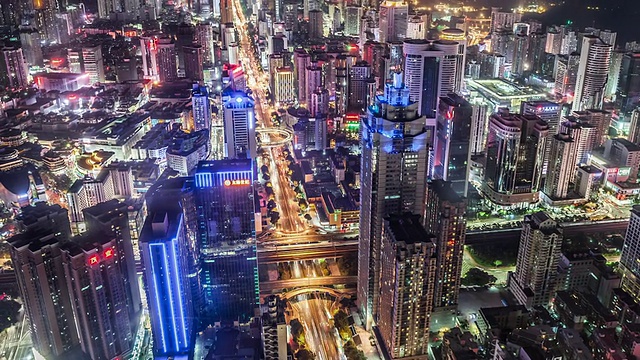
<box><xmin>157</xmin><ymin>37</ymin><xmax>178</xmax><ymax>83</ymax></box>
<box><xmin>192</xmin><ymin>84</ymin><xmax>212</xmax><ymax>132</ymax></box>
<box><xmin>0</xmin><ymin>47</ymin><xmax>29</xmax><ymax>89</ymax></box>
<box><xmin>194</xmin><ymin>160</ymin><xmax>258</xmax><ymax>323</ymax></box>
<box><xmin>379</xmin><ymin>0</ymin><xmax>408</xmax><ymax>43</ymax></box>
<box><xmin>620</xmin><ymin>206</ymin><xmax>640</xmax><ymax>300</ymax></box>
<box><xmin>573</xmin><ymin>35</ymin><xmax>612</xmax><ymax>112</ymax></box>
<box><xmin>222</xmin><ymin>90</ymin><xmax>256</xmax><ymax>160</ymax></box>
<box><xmin>359</xmin><ymin>72</ymin><xmax>429</xmax><ymax>329</ymax></box>
<box><xmin>140</xmin><ymin>209</ymin><xmax>193</xmax><ymax>357</ymax></box>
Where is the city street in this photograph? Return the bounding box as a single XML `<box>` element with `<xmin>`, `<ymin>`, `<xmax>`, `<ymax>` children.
<box><xmin>291</xmin><ymin>295</ymin><xmax>344</xmax><ymax>360</ymax></box>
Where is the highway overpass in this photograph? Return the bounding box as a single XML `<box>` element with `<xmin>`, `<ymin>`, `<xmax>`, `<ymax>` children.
<box><xmin>257</xmin><ymin>240</ymin><xmax>358</xmax><ymax>264</ymax></box>
<box><xmin>259</xmin><ymin>275</ymin><xmax>357</xmax><ymax>292</ymax></box>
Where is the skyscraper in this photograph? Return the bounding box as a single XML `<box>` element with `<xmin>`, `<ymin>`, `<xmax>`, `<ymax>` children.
<box><xmin>192</xmin><ymin>84</ymin><xmax>212</xmax><ymax>132</ymax></box>
<box><xmin>222</xmin><ymin>90</ymin><xmax>256</xmax><ymax>160</ymax></box>
<box><xmin>0</xmin><ymin>47</ymin><xmax>29</xmax><ymax>89</ymax></box>
<box><xmin>348</xmin><ymin>61</ymin><xmax>373</xmax><ymax>112</ymax></box>
<box><xmin>379</xmin><ymin>0</ymin><xmax>408</xmax><ymax>43</ymax></box>
<box><xmin>544</xmin><ymin>133</ymin><xmax>579</xmax><ymax>200</ymax></box>
<box><xmin>620</xmin><ymin>206</ymin><xmax>640</xmax><ymax>300</ymax></box>
<box><xmin>359</xmin><ymin>72</ymin><xmax>429</xmax><ymax>329</ymax></box>
<box><xmin>308</xmin><ymin>9</ymin><xmax>323</xmax><ymax>39</ymax></box>
<box><xmin>572</xmin><ymin>35</ymin><xmax>612</xmax><ymax>112</ymax></box>
<box><xmin>616</xmin><ymin>52</ymin><xmax>640</xmax><ymax>115</ymax></box>
<box><xmin>194</xmin><ymin>160</ymin><xmax>258</xmax><ymax>323</ymax></box>
<box><xmin>403</xmin><ymin>40</ymin><xmax>443</xmax><ymax>120</ymax></box>
<box><xmin>157</xmin><ymin>37</ymin><xmax>178</xmax><ymax>83</ymax></box>
<box><xmin>344</xmin><ymin>6</ymin><xmax>362</xmax><ymax>37</ymax></box>
<box><xmin>294</xmin><ymin>49</ymin><xmax>311</xmax><ymax>105</ymax></box>
<box><xmin>509</xmin><ymin>212</ymin><xmax>563</xmax><ymax>308</ymax></box>
<box><xmin>553</xmin><ymin>53</ymin><xmax>580</xmax><ymax>102</ymax></box>
<box><xmin>483</xmin><ymin>109</ymin><xmax>549</xmax><ymax>206</ymax></box>
<box><xmin>521</xmin><ymin>101</ymin><xmax>562</xmax><ymax>175</ymax></box>
<box><xmin>422</xmin><ymin>180</ymin><xmax>466</xmax><ymax>310</ymax></box>
<box><xmin>378</xmin><ymin>214</ymin><xmax>436</xmax><ymax>359</ymax></box>
<box><xmin>273</xmin><ymin>66</ymin><xmax>296</xmax><ymax>105</ymax></box>
<box><xmin>433</xmin><ymin>94</ymin><xmax>473</xmax><ymax>197</ymax></box>
<box><xmin>19</xmin><ymin>27</ymin><xmax>44</xmax><ymax>67</ymax></box>
<box><xmin>194</xmin><ymin>22</ymin><xmax>214</xmax><ymax>64</ymax></box>
<box><xmin>140</xmin><ymin>209</ymin><xmax>193</xmax><ymax>357</ymax></box>
<box><xmin>183</xmin><ymin>44</ymin><xmax>204</xmax><ymax>81</ymax></box>
<box><xmin>8</xmin><ymin>228</ymin><xmax>80</xmax><ymax>359</ymax></box>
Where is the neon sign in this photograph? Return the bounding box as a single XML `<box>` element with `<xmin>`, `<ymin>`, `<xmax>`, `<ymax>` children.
<box><xmin>88</xmin><ymin>255</ymin><xmax>99</xmax><ymax>265</ymax></box>
<box><xmin>104</xmin><ymin>248</ymin><xmax>115</xmax><ymax>259</ymax></box>
<box><xmin>224</xmin><ymin>179</ymin><xmax>250</xmax><ymax>186</ymax></box>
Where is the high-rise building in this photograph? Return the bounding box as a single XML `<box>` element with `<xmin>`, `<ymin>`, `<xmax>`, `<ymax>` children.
<box><xmin>521</xmin><ymin>101</ymin><xmax>562</xmax><ymax>175</ymax></box>
<box><xmin>406</xmin><ymin>15</ymin><xmax>427</xmax><ymax>40</ymax></box>
<box><xmin>606</xmin><ymin>50</ymin><xmax>624</xmax><ymax>100</ymax></box>
<box><xmin>308</xmin><ymin>9</ymin><xmax>323</xmax><ymax>39</ymax></box>
<box><xmin>616</xmin><ymin>52</ymin><xmax>640</xmax><ymax>115</ymax></box>
<box><xmin>61</xmin><ymin>232</ymin><xmax>138</xmax><ymax>360</ymax></box>
<box><xmin>140</xmin><ymin>209</ymin><xmax>193</xmax><ymax>357</ymax></box>
<box><xmin>559</xmin><ymin>115</ymin><xmax>599</xmax><ymax>164</ymax></box>
<box><xmin>273</xmin><ymin>66</ymin><xmax>296</xmax><ymax>105</ymax></box>
<box><xmin>483</xmin><ymin>109</ymin><xmax>549</xmax><ymax>206</ymax></box>
<box><xmin>157</xmin><ymin>37</ymin><xmax>178</xmax><ymax>83</ymax></box>
<box><xmin>194</xmin><ymin>160</ymin><xmax>258</xmax><ymax>323</ymax></box>
<box><xmin>8</xmin><ymin>229</ymin><xmax>80</xmax><ymax>359</ymax></box>
<box><xmin>571</xmin><ymin>109</ymin><xmax>611</xmax><ymax>147</ymax></box>
<box><xmin>344</xmin><ymin>6</ymin><xmax>362</xmax><ymax>37</ymax></box>
<box><xmin>378</xmin><ymin>214</ymin><xmax>436</xmax><ymax>359</ymax></box>
<box><xmin>544</xmin><ymin>133</ymin><xmax>579</xmax><ymax>200</ymax></box>
<box><xmin>512</xmin><ymin>33</ymin><xmax>529</xmax><ymax>76</ymax></box>
<box><xmin>140</xmin><ymin>36</ymin><xmax>159</xmax><ymax>80</ymax></box>
<box><xmin>183</xmin><ymin>44</ymin><xmax>204</xmax><ymax>81</ymax></box>
<box><xmin>0</xmin><ymin>47</ymin><xmax>29</xmax><ymax>89</ymax></box>
<box><xmin>433</xmin><ymin>94</ymin><xmax>473</xmax><ymax>197</ymax></box>
<box><xmin>422</xmin><ymin>180</ymin><xmax>466</xmax><ymax>310</ymax></box>
<box><xmin>220</xmin><ymin>0</ymin><xmax>233</xmax><ymax>24</ymax></box>
<box><xmin>629</xmin><ymin>109</ymin><xmax>640</xmax><ymax>144</ymax></box>
<box><xmin>192</xmin><ymin>85</ymin><xmax>211</xmax><ymax>131</ymax></box>
<box><xmin>309</xmin><ymin>87</ymin><xmax>329</xmax><ymax>118</ymax></box>
<box><xmin>572</xmin><ymin>35</ymin><xmax>612</xmax><ymax>112</ymax></box>
<box><xmin>554</xmin><ymin>53</ymin><xmax>580</xmax><ymax>102</ymax></box>
<box><xmin>358</xmin><ymin>72</ymin><xmax>429</xmax><ymax>329</ymax></box>
<box><xmin>490</xmin><ymin>7</ymin><xmax>522</xmax><ymax>33</ymax></box>
<box><xmin>509</xmin><ymin>212</ymin><xmax>563</xmax><ymax>308</ymax></box>
<box><xmin>348</xmin><ymin>61</ymin><xmax>372</xmax><ymax>111</ymax></box>
<box><xmin>19</xmin><ymin>27</ymin><xmax>44</xmax><ymax>67</ymax></box>
<box><xmin>379</xmin><ymin>0</ymin><xmax>408</xmax><ymax>43</ymax></box>
<box><xmin>194</xmin><ymin>22</ymin><xmax>214</xmax><ymax>64</ymax></box>
<box><xmin>469</xmin><ymin>98</ymin><xmax>490</xmax><ymax>156</ymax></box>
<box><xmin>81</xmin><ymin>45</ymin><xmax>106</xmax><ymax>84</ymax></box>
<box><xmin>223</xmin><ymin>90</ymin><xmax>256</xmax><ymax>160</ymax></box>
<box><xmin>305</xmin><ymin>62</ymin><xmax>323</xmax><ymax>107</ymax></box>
<box><xmin>403</xmin><ymin>40</ymin><xmax>443</xmax><ymax>120</ymax></box>
<box><xmin>294</xmin><ymin>49</ymin><xmax>311</xmax><ymax>105</ymax></box>
<box><xmin>620</xmin><ymin>206</ymin><xmax>640</xmax><ymax>300</ymax></box>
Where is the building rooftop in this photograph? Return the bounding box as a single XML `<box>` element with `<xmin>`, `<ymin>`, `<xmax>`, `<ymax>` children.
<box><xmin>196</xmin><ymin>159</ymin><xmax>253</xmax><ymax>174</ymax></box>
<box><xmin>469</xmin><ymin>78</ymin><xmax>545</xmax><ymax>99</ymax></box>
<box><xmin>385</xmin><ymin>213</ymin><xmax>433</xmax><ymax>245</ymax></box>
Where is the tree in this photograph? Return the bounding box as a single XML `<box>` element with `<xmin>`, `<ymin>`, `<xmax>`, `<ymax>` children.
<box><xmin>333</xmin><ymin>310</ymin><xmax>350</xmax><ymax>340</ymax></box>
<box><xmin>296</xmin><ymin>349</ymin><xmax>315</xmax><ymax>360</ymax></box>
<box><xmin>343</xmin><ymin>340</ymin><xmax>366</xmax><ymax>360</ymax></box>
<box><xmin>0</xmin><ymin>299</ymin><xmax>20</xmax><ymax>332</ymax></box>
<box><xmin>461</xmin><ymin>268</ymin><xmax>497</xmax><ymax>287</ymax></box>
<box><xmin>290</xmin><ymin>319</ymin><xmax>306</xmax><ymax>345</ymax></box>
<box><xmin>270</xmin><ymin>211</ymin><xmax>280</xmax><ymax>225</ymax></box>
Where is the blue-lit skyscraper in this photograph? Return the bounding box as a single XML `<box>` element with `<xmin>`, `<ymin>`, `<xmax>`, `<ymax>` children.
<box><xmin>194</xmin><ymin>159</ymin><xmax>258</xmax><ymax>323</ymax></box>
<box><xmin>140</xmin><ymin>209</ymin><xmax>193</xmax><ymax>357</ymax></box>
<box><xmin>222</xmin><ymin>90</ymin><xmax>256</xmax><ymax>160</ymax></box>
<box><xmin>358</xmin><ymin>72</ymin><xmax>429</xmax><ymax>329</ymax></box>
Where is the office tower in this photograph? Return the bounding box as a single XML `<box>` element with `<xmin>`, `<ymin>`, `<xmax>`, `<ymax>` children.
<box><xmin>554</xmin><ymin>53</ymin><xmax>580</xmax><ymax>101</ymax></box>
<box><xmin>140</xmin><ymin>36</ymin><xmax>159</xmax><ymax>80</ymax></box>
<box><xmin>283</xmin><ymin>0</ymin><xmax>297</xmax><ymax>30</ymax></box>
<box><xmin>195</xmin><ymin>22</ymin><xmax>214</xmax><ymax>64</ymax></box>
<box><xmin>183</xmin><ymin>44</ymin><xmax>204</xmax><ymax>81</ymax></box>
<box><xmin>573</xmin><ymin>35</ymin><xmax>612</xmax><ymax>112</ymax></box>
<box><xmin>546</xmin><ymin>29</ymin><xmax>563</xmax><ymax>54</ymax></box>
<box><xmin>335</xmin><ymin>55</ymin><xmax>349</xmax><ymax>115</ymax></box>
<box><xmin>0</xmin><ymin>47</ymin><xmax>28</xmax><ymax>89</ymax></box>
<box><xmin>561</xmin><ymin>30</ymin><xmax>578</xmax><ymax>55</ymax></box>
<box><xmin>157</xmin><ymin>37</ymin><xmax>178</xmax><ymax>82</ymax></box>
<box><xmin>19</xmin><ymin>27</ymin><xmax>44</xmax><ymax>67</ymax></box>
<box><xmin>620</xmin><ymin>206</ymin><xmax>640</xmax><ymax>300</ymax></box>
<box><xmin>378</xmin><ymin>214</ymin><xmax>436</xmax><ymax>359</ymax></box>
<box><xmin>521</xmin><ymin>101</ymin><xmax>562</xmax><ymax>175</ymax></box>
<box><xmin>483</xmin><ymin>109</ymin><xmax>549</xmax><ymax>206</ymax></box>
<box><xmin>82</xmin><ymin>45</ymin><xmax>106</xmax><ymax>84</ymax></box>
<box><xmin>512</xmin><ymin>33</ymin><xmax>529</xmax><ymax>76</ymax></box>
<box><xmin>83</xmin><ymin>200</ymin><xmax>142</xmax><ymax>315</ymax></box>
<box><xmin>8</xmin><ymin>229</ymin><xmax>79</xmax><ymax>359</ymax></box>
<box><xmin>140</xmin><ymin>209</ymin><xmax>193</xmax><ymax>357</ymax></box>
<box><xmin>433</xmin><ymin>94</ymin><xmax>473</xmax><ymax>197</ymax></box>
<box><xmin>194</xmin><ymin>160</ymin><xmax>258</xmax><ymax>322</ymax></box>
<box><xmin>423</xmin><ymin>180</ymin><xmax>466</xmax><ymax>310</ymax></box>
<box><xmin>469</xmin><ymin>98</ymin><xmax>489</xmax><ymax>156</ymax></box>
<box><xmin>544</xmin><ymin>133</ymin><xmax>579</xmax><ymax>200</ymax></box>
<box><xmin>490</xmin><ymin>7</ymin><xmax>522</xmax><ymax>32</ymax></box>
<box><xmin>192</xmin><ymin>85</ymin><xmax>212</xmax><ymax>132</ymax></box>
<box><xmin>630</xmin><ymin>109</ymin><xmax>640</xmax><ymax>144</ymax></box>
<box><xmin>406</xmin><ymin>15</ymin><xmax>427</xmax><ymax>40</ymax></box>
<box><xmin>344</xmin><ymin>6</ymin><xmax>362</xmax><ymax>37</ymax></box>
<box><xmin>308</xmin><ymin>9</ymin><xmax>323</xmax><ymax>39</ymax></box>
<box><xmin>616</xmin><ymin>52</ymin><xmax>640</xmax><ymax>115</ymax></box>
<box><xmin>526</xmin><ymin>31</ymin><xmax>547</xmax><ymax>74</ymax></box>
<box><xmin>434</xmin><ymin>40</ymin><xmax>465</xmax><ymax>95</ymax></box>
<box><xmin>359</xmin><ymin>72</ymin><xmax>429</xmax><ymax>329</ymax></box>
<box><xmin>348</xmin><ymin>61</ymin><xmax>372</xmax><ymax>111</ymax></box>
<box><xmin>117</xmin><ymin>56</ymin><xmax>138</xmax><ymax>82</ymax></box>
<box><xmin>403</xmin><ymin>40</ymin><xmax>443</xmax><ymax>119</ymax></box>
<box><xmin>62</xmin><ymin>233</ymin><xmax>137</xmax><ymax>360</ymax></box>
<box><xmin>273</xmin><ymin>66</ymin><xmax>296</xmax><ymax>105</ymax></box>
<box><xmin>509</xmin><ymin>212</ymin><xmax>563</xmax><ymax>308</ymax></box>
<box><xmin>379</xmin><ymin>0</ymin><xmax>408</xmax><ymax>43</ymax></box>
<box><xmin>571</xmin><ymin>109</ymin><xmax>611</xmax><ymax>147</ymax></box>
<box><xmin>223</xmin><ymin>90</ymin><xmax>256</xmax><ymax>160</ymax></box>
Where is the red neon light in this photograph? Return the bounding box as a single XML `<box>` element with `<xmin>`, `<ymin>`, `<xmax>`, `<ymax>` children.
<box><xmin>103</xmin><ymin>248</ymin><xmax>114</xmax><ymax>259</ymax></box>
<box><xmin>88</xmin><ymin>255</ymin><xmax>99</xmax><ymax>265</ymax></box>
